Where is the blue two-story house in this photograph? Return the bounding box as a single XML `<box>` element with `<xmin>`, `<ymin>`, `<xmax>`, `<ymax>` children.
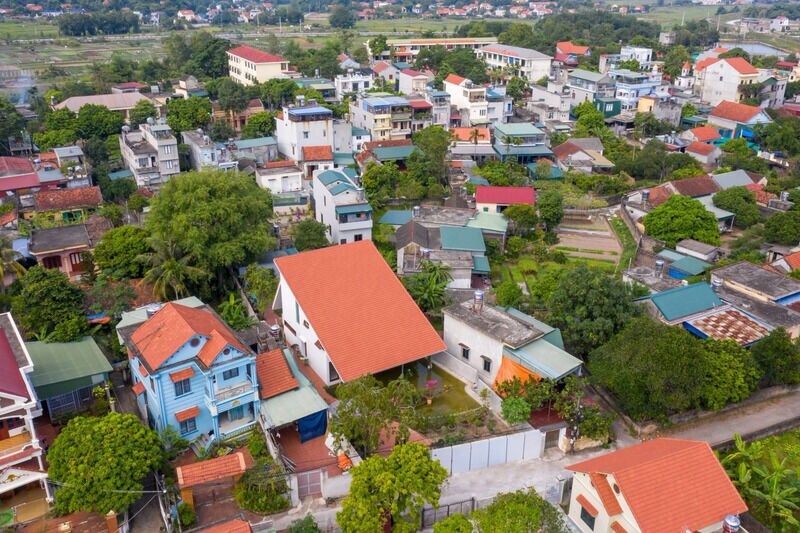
<box><xmin>123</xmin><ymin>301</ymin><xmax>259</xmax><ymax>449</ymax></box>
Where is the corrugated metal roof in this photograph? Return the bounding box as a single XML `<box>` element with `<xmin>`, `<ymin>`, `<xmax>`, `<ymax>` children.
<box><xmin>472</xmin><ymin>255</ymin><xmax>490</xmax><ymax>274</ymax></box>
<box><xmin>647</xmin><ymin>282</ymin><xmax>722</xmax><ymax>322</ymax></box>
<box><xmin>503</xmin><ymin>338</ymin><xmax>582</xmax><ymax>381</ymax></box>
<box><xmin>27</xmin><ymin>336</ymin><xmax>113</xmax><ymax>399</ymax></box>
<box><xmin>440</xmin><ymin>226</ymin><xmax>486</xmax><ymax>252</ymax></box>
<box><xmin>335</xmin><ymin>203</ymin><xmax>372</xmax><ymax>215</ymax></box>
<box><xmin>466</xmin><ymin>212</ymin><xmax>508</xmax><ymax>233</ymax></box>
<box><xmin>234</xmin><ymin>136</ymin><xmax>276</xmax><ymax>149</ymax></box>
<box><xmin>372</xmin><ymin>145</ymin><xmax>417</xmax><ymax>161</ymax></box>
<box><xmin>379</xmin><ymin>210</ymin><xmax>412</xmax><ymax>225</ymax></box>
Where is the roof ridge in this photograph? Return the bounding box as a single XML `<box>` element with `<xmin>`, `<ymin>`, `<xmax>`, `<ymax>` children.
<box><xmin>608</xmin><ymin>439</ymin><xmax>707</xmax><ymax>474</ymax></box>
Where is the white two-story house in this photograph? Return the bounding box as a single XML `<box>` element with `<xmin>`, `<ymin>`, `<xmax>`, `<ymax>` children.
<box><xmin>476</xmin><ymin>43</ymin><xmax>552</xmax><ymax>85</ymax></box>
<box><xmin>312</xmin><ymin>168</ymin><xmax>372</xmax><ymax>244</ymax></box>
<box><xmin>444</xmin><ymin>74</ymin><xmax>489</xmax><ymax>127</ymax></box>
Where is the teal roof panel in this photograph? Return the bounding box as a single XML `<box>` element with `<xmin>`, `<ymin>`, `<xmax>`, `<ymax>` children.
<box><xmin>504</xmin><ymin>339</ymin><xmax>582</xmax><ymax>381</ymax></box>
<box><xmin>646</xmin><ymin>282</ymin><xmax>723</xmax><ymax>322</ymax></box>
<box><xmin>335</xmin><ymin>203</ymin><xmax>372</xmax><ymax>215</ymax></box>
<box><xmin>379</xmin><ymin>210</ymin><xmax>412</xmax><ymax>225</ymax></box>
<box><xmin>439</xmin><ymin>226</ymin><xmax>486</xmax><ymax>253</ymax></box>
<box><xmin>373</xmin><ymin>146</ymin><xmax>417</xmax><ymax>161</ymax></box>
<box><xmin>472</xmin><ymin>255</ymin><xmax>490</xmax><ymax>274</ymax></box>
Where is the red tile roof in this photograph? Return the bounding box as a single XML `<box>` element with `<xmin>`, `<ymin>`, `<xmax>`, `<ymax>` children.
<box><xmin>589</xmin><ymin>471</ymin><xmax>623</xmax><ymax>516</ymax></box>
<box><xmin>0</xmin><ymin>211</ymin><xmax>17</xmax><ymax>226</ymax></box>
<box><xmin>174</xmin><ymin>405</ymin><xmax>200</xmax><ymax>422</ymax></box>
<box><xmin>689</xmin><ymin>309</ymin><xmax>769</xmax><ymax>345</ymax></box>
<box><xmin>302</xmin><ymin>145</ymin><xmax>333</xmax><ymax>162</ymax></box>
<box><xmin>686</xmin><ymin>142</ymin><xmax>718</xmax><ymax>156</ymax></box>
<box><xmin>0</xmin><ymin>329</ymin><xmax>29</xmax><ymax>400</ymax></box>
<box><xmin>552</xmin><ymin>141</ymin><xmax>584</xmax><ymax>161</ymax></box>
<box><xmin>200</xmin><ymin>519</ymin><xmax>251</xmax><ymax>533</ymax></box>
<box><xmin>176</xmin><ymin>452</ymin><xmax>248</xmax><ymax>488</ymax></box>
<box><xmin>131</xmin><ymin>303</ymin><xmax>247</xmax><ymax>372</ymax></box>
<box><xmin>688</xmin><ymin>126</ymin><xmax>722</xmax><ymax>142</ymax></box>
<box><xmin>648</xmin><ymin>185</ymin><xmax>673</xmax><ymax>207</ymax></box>
<box><xmin>400</xmin><ymin>68</ymin><xmax>426</xmax><ymax>77</ymax></box>
<box><xmin>713</xmin><ymin>47</ymin><xmax>729</xmax><ymax>53</ymax></box>
<box><xmin>723</xmin><ymin>57</ymin><xmax>758</xmax><ymax>75</ymax></box>
<box><xmin>709</xmin><ymin>101</ymin><xmax>763</xmax><ymax>123</ymax></box>
<box><xmin>115</xmin><ymin>82</ymin><xmax>148</xmax><ymax>90</ymax></box>
<box><xmin>557</xmin><ymin>41</ymin><xmax>590</xmax><ymax>55</ymax></box>
<box><xmin>475</xmin><ymin>185</ymin><xmax>535</xmax><ymax>206</ymax></box>
<box><xmin>132</xmin><ymin>382</ymin><xmax>145</xmax><ymax>395</ymax></box>
<box><xmin>264</xmin><ymin>160</ymin><xmax>298</xmax><ymax>168</ymax></box>
<box><xmin>783</xmin><ymin>251</ymin><xmax>800</xmax><ymax>271</ymax></box>
<box><xmin>576</xmin><ymin>494</ymin><xmax>598</xmax><ymax>517</ymax></box>
<box><xmin>694</xmin><ymin>57</ymin><xmax>719</xmax><ymax>72</ymax></box>
<box><xmin>169</xmin><ymin>367</ymin><xmax>195</xmax><ymax>383</ymax></box>
<box><xmin>444</xmin><ymin>73</ymin><xmax>466</xmax><ymax>85</ymax></box>
<box><xmin>274</xmin><ymin>241</ymin><xmax>446</xmax><ymax>382</ymax></box>
<box><xmin>0</xmin><ymin>157</ymin><xmax>39</xmax><ymax>191</ymax></box>
<box><xmin>34</xmin><ymin>186</ymin><xmax>102</xmax><ymax>212</ymax></box>
<box><xmin>138</xmin><ymin>364</ymin><xmax>148</xmax><ymax>378</ymax></box>
<box><xmin>227</xmin><ymin>45</ymin><xmax>285</xmax><ymax>64</ymax></box>
<box><xmin>568</xmin><ymin>438</ymin><xmax>747</xmax><ymax>532</ymax></box>
<box><xmin>407</xmin><ymin>99</ymin><xmax>433</xmax><ymax>109</ymax></box>
<box><xmin>256</xmin><ymin>348</ymin><xmax>299</xmax><ymax>399</ymax></box>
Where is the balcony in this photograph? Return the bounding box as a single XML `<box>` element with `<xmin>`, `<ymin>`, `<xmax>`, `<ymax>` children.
<box><xmin>0</xmin><ymin>430</ymin><xmax>38</xmax><ymax>463</ymax></box>
<box><xmin>215</xmin><ymin>381</ymin><xmax>253</xmax><ymax>403</ymax></box>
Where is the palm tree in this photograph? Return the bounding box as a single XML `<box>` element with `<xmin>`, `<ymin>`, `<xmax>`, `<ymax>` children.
<box><xmin>138</xmin><ymin>237</ymin><xmax>207</xmax><ymax>301</ymax></box>
<box><xmin>0</xmin><ymin>235</ymin><xmax>26</xmax><ymax>286</ymax></box>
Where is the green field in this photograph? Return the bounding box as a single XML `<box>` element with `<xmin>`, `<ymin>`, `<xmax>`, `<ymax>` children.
<box><xmin>636</xmin><ymin>5</ymin><xmax>719</xmax><ymax>27</ymax></box>
<box><xmin>0</xmin><ymin>20</ymin><xmax>59</xmax><ymax>40</ymax></box>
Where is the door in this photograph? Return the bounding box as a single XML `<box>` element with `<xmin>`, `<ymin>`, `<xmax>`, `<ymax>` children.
<box><xmin>297</xmin><ymin>470</ymin><xmax>322</xmax><ymax>500</ymax></box>
<box><xmin>545</xmin><ymin>429</ymin><xmax>560</xmax><ymax>449</ymax></box>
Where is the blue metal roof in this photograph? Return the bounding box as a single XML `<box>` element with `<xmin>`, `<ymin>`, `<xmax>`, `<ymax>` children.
<box><xmin>329</xmin><ymin>182</ymin><xmax>356</xmax><ymax>195</ymax></box>
<box><xmin>317</xmin><ymin>170</ymin><xmax>346</xmax><ymax>185</ymax></box>
<box><xmin>109</xmin><ymin>169</ymin><xmax>134</xmax><ymax>181</ymax></box>
<box><xmin>440</xmin><ymin>226</ymin><xmax>486</xmax><ymax>253</ymax></box>
<box><xmin>646</xmin><ymin>282</ymin><xmax>722</xmax><ymax>322</ymax></box>
<box><xmin>379</xmin><ymin>210</ymin><xmax>412</xmax><ymax>225</ymax></box>
<box><xmin>289</xmin><ymin>106</ymin><xmax>332</xmax><ymax>116</ymax></box>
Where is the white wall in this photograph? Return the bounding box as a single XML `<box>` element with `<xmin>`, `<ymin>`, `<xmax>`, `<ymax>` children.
<box><xmin>442</xmin><ymin>313</ymin><xmax>504</xmax><ymax>384</ymax></box>
<box><xmin>256</xmin><ymin>168</ymin><xmax>303</xmax><ymax>194</ymax></box>
<box><xmin>275</xmin><ymin>113</ymin><xmax>334</xmax><ymax>162</ymax></box>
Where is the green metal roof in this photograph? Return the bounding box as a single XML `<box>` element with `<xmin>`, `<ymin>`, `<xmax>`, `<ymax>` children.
<box><xmin>472</xmin><ymin>255</ymin><xmax>490</xmax><ymax>274</ymax></box>
<box><xmin>329</xmin><ymin>182</ymin><xmax>356</xmax><ymax>195</ymax></box>
<box><xmin>439</xmin><ymin>226</ymin><xmax>486</xmax><ymax>253</ymax></box>
<box><xmin>504</xmin><ymin>339</ymin><xmax>582</xmax><ymax>381</ymax></box>
<box><xmin>335</xmin><ymin>203</ymin><xmax>372</xmax><ymax>215</ymax></box>
<box><xmin>235</xmin><ymin>136</ymin><xmax>276</xmax><ymax>149</ymax></box>
<box><xmin>671</xmin><ymin>256</ymin><xmax>711</xmax><ymax>276</ymax></box>
<box><xmin>352</xmin><ymin>127</ymin><xmax>370</xmax><ymax>136</ymax></box>
<box><xmin>372</xmin><ymin>146</ymin><xmax>417</xmax><ymax>161</ymax></box>
<box><xmin>645</xmin><ymin>282</ymin><xmax>722</xmax><ymax>322</ymax></box>
<box><xmin>27</xmin><ymin>337</ymin><xmax>113</xmax><ymax>399</ymax></box>
<box><xmin>333</xmin><ymin>152</ymin><xmax>356</xmax><ymax>166</ymax></box>
<box><xmin>467</xmin><ymin>176</ymin><xmax>490</xmax><ymax>185</ymax></box>
<box><xmin>466</xmin><ymin>212</ymin><xmax>508</xmax><ymax>234</ymax></box>
<box><xmin>379</xmin><ymin>210</ymin><xmax>412</xmax><ymax>225</ymax></box>
<box><xmin>259</xmin><ymin>349</ymin><xmax>328</xmax><ymax>428</ymax></box>
<box><xmin>318</xmin><ymin>170</ymin><xmax>346</xmax><ymax>186</ymax></box>
<box><xmin>494</xmin><ymin>123</ymin><xmax>544</xmax><ymax>137</ymax></box>
<box><xmin>657</xmin><ymin>249</ymin><xmax>686</xmax><ymax>262</ymax></box>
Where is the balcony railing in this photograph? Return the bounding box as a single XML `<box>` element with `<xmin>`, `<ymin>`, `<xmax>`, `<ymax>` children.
<box><xmin>0</xmin><ymin>430</ymin><xmax>37</xmax><ymax>458</ymax></box>
<box><xmin>215</xmin><ymin>381</ymin><xmax>254</xmax><ymax>402</ymax></box>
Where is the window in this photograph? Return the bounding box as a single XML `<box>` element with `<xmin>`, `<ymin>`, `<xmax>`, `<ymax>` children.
<box><xmin>227</xmin><ymin>406</ymin><xmax>244</xmax><ymax>421</ymax></box>
<box><xmin>579</xmin><ymin>506</ymin><xmax>596</xmax><ymax>529</ymax></box>
<box><xmin>295</xmin><ymin>301</ymin><xmax>300</xmax><ymax>323</ymax></box>
<box><xmin>174</xmin><ymin>378</ymin><xmax>191</xmax><ymax>397</ymax></box>
<box><xmin>460</xmin><ymin>345</ymin><xmax>470</xmax><ymax>360</ymax></box>
<box><xmin>340</xmin><ymin>238</ymin><xmax>347</xmax><ymax>244</ymax></box>
<box><xmin>164</xmin><ymin>145</ymin><xmax>173</xmax><ymax>155</ymax></box>
<box><xmin>481</xmin><ymin>356</ymin><xmax>492</xmax><ymax>373</ymax></box>
<box><xmin>354</xmin><ymin>234</ymin><xmax>363</xmax><ymax>241</ymax></box>
<box><xmin>222</xmin><ymin>368</ymin><xmax>239</xmax><ymax>380</ymax></box>
<box><xmin>303</xmin><ymin>131</ymin><xmax>309</xmax><ymax>139</ymax></box>
<box><xmin>42</xmin><ymin>256</ymin><xmax>62</xmax><ymax>269</ymax></box>
<box><xmin>165</xmin><ymin>160</ymin><xmax>175</xmax><ymax>169</ymax></box>
<box><xmin>179</xmin><ymin>417</ymin><xmax>197</xmax><ymax>435</ymax></box>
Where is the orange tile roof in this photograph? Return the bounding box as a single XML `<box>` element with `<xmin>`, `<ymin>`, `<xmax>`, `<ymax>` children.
<box><xmin>694</xmin><ymin>57</ymin><xmax>719</xmax><ymax>72</ymax></box>
<box><xmin>200</xmin><ymin>519</ymin><xmax>251</xmax><ymax>533</ymax></box>
<box><xmin>169</xmin><ymin>367</ymin><xmax>195</xmax><ymax>383</ymax></box>
<box><xmin>557</xmin><ymin>41</ymin><xmax>590</xmax><ymax>55</ymax></box>
<box><xmin>568</xmin><ymin>438</ymin><xmax>747</xmax><ymax>532</ymax></box>
<box><xmin>670</xmin><ymin>175</ymin><xmax>719</xmax><ymax>197</ymax></box>
<box><xmin>709</xmin><ymin>100</ymin><xmax>763</xmax><ymax>123</ymax></box>
<box><xmin>723</xmin><ymin>57</ymin><xmax>758</xmax><ymax>75</ymax></box>
<box><xmin>713</xmin><ymin>47</ymin><xmax>729</xmax><ymax>53</ymax></box>
<box><xmin>688</xmin><ymin>126</ymin><xmax>722</xmax><ymax>142</ymax></box>
<box><xmin>784</xmin><ymin>251</ymin><xmax>800</xmax><ymax>271</ymax></box>
<box><xmin>648</xmin><ymin>184</ymin><xmax>672</xmax><ymax>207</ymax></box>
<box><xmin>686</xmin><ymin>141</ymin><xmax>717</xmax><ymax>156</ymax></box>
<box><xmin>576</xmin><ymin>494</ymin><xmax>598</xmax><ymax>517</ymax></box>
<box><xmin>450</xmin><ymin>127</ymin><xmax>490</xmax><ymax>142</ymax></box>
<box><xmin>264</xmin><ymin>160</ymin><xmax>297</xmax><ymax>168</ymax></box>
<box><xmin>175</xmin><ymin>406</ymin><xmax>199</xmax><ymax>422</ymax></box>
<box><xmin>131</xmin><ymin>303</ymin><xmax>247</xmax><ymax>371</ymax></box>
<box><xmin>610</xmin><ymin>521</ymin><xmax>628</xmax><ymax>533</ymax></box>
<box><xmin>444</xmin><ymin>73</ymin><xmax>466</xmax><ymax>85</ymax></box>
<box><xmin>302</xmin><ymin>145</ymin><xmax>333</xmax><ymax>162</ymax></box>
<box><xmin>176</xmin><ymin>452</ymin><xmax>248</xmax><ymax>488</ymax></box>
<box><xmin>138</xmin><ymin>364</ymin><xmax>148</xmax><ymax>378</ymax></box>
<box><xmin>34</xmin><ymin>186</ymin><xmax>102</xmax><ymax>212</ymax></box>
<box><xmin>132</xmin><ymin>382</ymin><xmax>145</xmax><ymax>395</ymax></box>
<box><xmin>589</xmin><ymin>471</ymin><xmax>623</xmax><ymax>516</ymax></box>
<box><xmin>256</xmin><ymin>348</ymin><xmax>299</xmax><ymax>399</ymax></box>
<box><xmin>274</xmin><ymin>241</ymin><xmax>446</xmax><ymax>382</ymax></box>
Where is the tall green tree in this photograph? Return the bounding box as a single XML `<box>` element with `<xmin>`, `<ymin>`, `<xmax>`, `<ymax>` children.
<box><xmin>216</xmin><ymin>77</ymin><xmax>249</xmax><ymax>123</ymax></box>
<box><xmin>548</xmin><ymin>265</ymin><xmax>638</xmax><ymax>357</ymax></box>
<box><xmin>145</xmin><ymin>170</ymin><xmax>274</xmax><ymax>291</ymax></box>
<box><xmin>138</xmin><ymin>237</ymin><xmax>208</xmax><ymax>300</ymax></box>
<box><xmin>0</xmin><ymin>235</ymin><xmax>26</xmax><ymax>283</ymax></box>
<box><xmin>0</xmin><ymin>96</ymin><xmax>25</xmax><ymax>156</ymax></box>
<box><xmin>643</xmin><ymin>195</ymin><xmax>720</xmax><ymax>247</ymax></box>
<box><xmin>328</xmin><ymin>5</ymin><xmax>356</xmax><ymax>29</ymax></box>
<box><xmin>291</xmin><ymin>219</ymin><xmax>329</xmax><ymax>251</ymax></box>
<box><xmin>240</xmin><ymin>111</ymin><xmax>276</xmax><ymax>139</ymax></box>
<box><xmin>410</xmin><ymin>125</ymin><xmax>453</xmax><ymax>186</ymax></box>
<box><xmin>502</xmin><ymin>204</ymin><xmax>538</xmax><ymax>235</ymax></box>
<box><xmin>12</xmin><ymin>266</ymin><xmax>86</xmax><ymax>342</ymax></box>
<box><xmin>402</xmin><ymin>261</ymin><xmax>452</xmax><ymax>314</ymax></box>
<box><xmin>166</xmin><ymin>96</ymin><xmax>212</xmax><ymax>133</ymax></box>
<box><xmin>93</xmin><ymin>226</ymin><xmax>151</xmax><ymax>279</ymax></box>
<box><xmin>765</xmin><ymin>211</ymin><xmax>800</xmax><ymax>245</ymax></box>
<box><xmin>471</xmin><ymin>489</ymin><xmax>569</xmax><ymax>533</ymax></box>
<box><xmin>495</xmin><ymin>280</ymin><xmax>524</xmax><ymax>308</ymax></box>
<box><xmin>713</xmin><ymin>186</ymin><xmax>761</xmax><ymax>228</ymax></box>
<box><xmin>750</xmin><ymin>328</ymin><xmax>800</xmax><ymax>386</ymax></box>
<box><xmin>243</xmin><ymin>264</ymin><xmax>279</xmax><ymax>313</ymax></box>
<box><xmin>337</xmin><ymin>442</ymin><xmax>448</xmax><ymax>533</ymax></box>
<box><xmin>48</xmin><ymin>412</ymin><xmax>161</xmax><ymax>514</ymax></box>
<box><xmin>129</xmin><ymin>99</ymin><xmax>158</xmax><ymax>127</ymax></box>
<box><xmin>537</xmin><ymin>189</ymin><xmax>564</xmax><ymax>229</ymax></box>
<box><xmin>76</xmin><ymin>104</ymin><xmax>125</xmax><ymax>139</ymax></box>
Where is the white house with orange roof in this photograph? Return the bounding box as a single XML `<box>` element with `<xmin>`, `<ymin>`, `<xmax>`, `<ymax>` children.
<box><xmin>707</xmin><ymin>100</ymin><xmax>772</xmax><ymax>139</ymax></box>
<box><xmin>679</xmin><ymin>125</ymin><xmax>723</xmax><ymax>144</ymax></box>
<box><xmin>476</xmin><ymin>43</ymin><xmax>552</xmax><ymax>85</ymax></box>
<box><xmin>695</xmin><ymin>56</ymin><xmax>760</xmax><ymax>106</ymax></box>
<box><xmin>272</xmin><ymin>241</ymin><xmax>446</xmax><ymax>386</ymax></box>
<box><xmin>227</xmin><ymin>45</ymin><xmax>292</xmax><ymax>85</ymax></box>
<box><xmin>566</xmin><ymin>438</ymin><xmax>747</xmax><ymax>533</ymax></box>
<box><xmin>372</xmin><ymin>37</ymin><xmax>497</xmax><ymax>63</ymax></box>
<box><xmin>443</xmin><ymin>74</ymin><xmax>489</xmax><ymax>127</ymax></box>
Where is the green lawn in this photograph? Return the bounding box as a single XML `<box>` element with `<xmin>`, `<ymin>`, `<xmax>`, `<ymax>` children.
<box><xmin>374</xmin><ymin>362</ymin><xmax>479</xmax><ymax>415</ymax></box>
<box><xmin>0</xmin><ymin>20</ymin><xmax>59</xmax><ymax>40</ymax></box>
<box><xmin>636</xmin><ymin>6</ymin><xmax>717</xmax><ymax>28</ymax></box>
<box><xmin>609</xmin><ymin>217</ymin><xmax>637</xmax><ymax>274</ymax></box>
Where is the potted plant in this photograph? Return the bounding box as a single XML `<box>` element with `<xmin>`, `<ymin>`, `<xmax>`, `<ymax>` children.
<box><xmin>423</xmin><ymin>379</ymin><xmax>440</xmax><ymax>405</ymax></box>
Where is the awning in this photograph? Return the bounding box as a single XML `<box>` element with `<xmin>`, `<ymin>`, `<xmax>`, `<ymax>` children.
<box><xmin>175</xmin><ymin>406</ymin><xmax>200</xmax><ymax>422</ymax></box>
<box><xmin>132</xmin><ymin>382</ymin><xmax>145</xmax><ymax>396</ymax></box>
<box><xmin>335</xmin><ymin>204</ymin><xmax>372</xmax><ymax>216</ymax></box>
<box><xmin>473</xmin><ymin>255</ymin><xmax>490</xmax><ymax>274</ymax></box>
<box><xmin>492</xmin><ymin>357</ymin><xmax>541</xmax><ymax>391</ymax></box>
<box><xmin>260</xmin><ymin>386</ymin><xmax>329</xmax><ymax>429</ymax></box>
<box><xmin>503</xmin><ymin>339</ymin><xmax>583</xmax><ymax>381</ymax></box>
<box><xmin>169</xmin><ymin>367</ymin><xmax>195</xmax><ymax>382</ymax></box>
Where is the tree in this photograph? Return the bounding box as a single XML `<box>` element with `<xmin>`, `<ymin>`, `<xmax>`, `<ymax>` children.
<box><xmin>291</xmin><ymin>219</ymin><xmax>329</xmax><ymax>251</ymax></box>
<box><xmin>682</xmin><ymin>103</ymin><xmax>698</xmax><ymax>118</ymax></box>
<box><xmin>129</xmin><ymin>99</ymin><xmax>158</xmax><ymax>127</ymax></box>
<box><xmin>138</xmin><ymin>237</ymin><xmax>208</xmax><ymax>300</ymax></box>
<box><xmin>434</xmin><ymin>514</ymin><xmax>473</xmax><ymax>533</ymax></box>
<box><xmin>438</xmin><ymin>48</ymin><xmax>489</xmax><ymax>85</ymax></box>
<box><xmin>145</xmin><ymin>171</ymin><xmax>274</xmax><ymax>290</ymax></box>
<box><xmin>663</xmin><ymin>45</ymin><xmax>690</xmax><ymax>77</ymax></box>
<box><xmin>240</xmin><ymin>111</ymin><xmax>276</xmax><ymax>139</ymax></box>
<box><xmin>337</xmin><ymin>442</ymin><xmax>448</xmax><ymax>533</ymax></box>
<box><xmin>369</xmin><ymin>35</ymin><xmax>388</xmax><ymax>58</ymax></box>
<box><xmin>548</xmin><ymin>264</ymin><xmax>638</xmax><ymax>357</ymax></box>
<box><xmin>0</xmin><ymin>235</ymin><xmax>26</xmax><ymax>283</ymax></box>
<box><xmin>12</xmin><ymin>266</ymin><xmax>86</xmax><ymax>341</ymax></box>
<box><xmin>261</xmin><ymin>78</ymin><xmax>298</xmax><ymax>110</ymax></box>
<box><xmin>99</xmin><ymin>203</ymin><xmax>124</xmax><ymax>227</ymax></box>
<box><xmin>218</xmin><ymin>292</ymin><xmax>257</xmax><ymax>330</ymax></box>
<box><xmin>495</xmin><ymin>280</ymin><xmax>523</xmax><ymax>308</ymax></box>
<box><xmin>506</xmin><ymin>76</ymin><xmax>528</xmax><ymax>102</ymax></box>
<box><xmin>362</xmin><ymin>161</ymin><xmax>401</xmax><ymax>203</ymax></box>
<box><xmin>765</xmin><ymin>211</ymin><xmax>800</xmax><ymax>245</ymax></box>
<box><xmin>411</xmin><ymin>126</ymin><xmax>451</xmax><ymax>186</ymax></box>
<box><xmin>750</xmin><ymin>328</ymin><xmax>800</xmax><ymax>386</ymax></box>
<box><xmin>76</xmin><ymin>104</ymin><xmax>124</xmax><ymax>139</ymax></box>
<box><xmin>643</xmin><ymin>195</ymin><xmax>720</xmax><ymax>248</ymax></box>
<box><xmin>208</xmin><ymin>120</ymin><xmax>235</xmax><ymax>142</ymax></box>
<box><xmin>48</xmin><ymin>412</ymin><xmax>161</xmax><ymax>514</ymax></box>
<box><xmin>329</xmin><ymin>375</ymin><xmax>419</xmax><ymax>457</ymax></box>
<box><xmin>471</xmin><ymin>489</ymin><xmax>569</xmax><ymax>533</ymax></box>
<box><xmin>185</xmin><ymin>33</ymin><xmax>232</xmax><ymax>79</ymax></box>
<box><xmin>289</xmin><ymin>514</ymin><xmax>320</xmax><ymax>533</ymax></box>
<box><xmin>403</xmin><ymin>261</ymin><xmax>452</xmax><ymax>314</ymax></box>
<box><xmin>216</xmin><ymin>77</ymin><xmax>248</xmax><ymax>123</ymax></box>
<box><xmin>166</xmin><ymin>96</ymin><xmax>212</xmax><ymax>133</ymax></box>
<box><xmin>0</xmin><ymin>96</ymin><xmax>25</xmax><ymax>156</ymax></box>
<box><xmin>537</xmin><ymin>190</ymin><xmax>564</xmax><ymax>229</ymax></box>
<box><xmin>329</xmin><ymin>5</ymin><xmax>355</xmax><ymax>29</ymax></box>
<box><xmin>93</xmin><ymin>226</ymin><xmax>151</xmax><ymax>279</ymax></box>
<box><xmin>502</xmin><ymin>204</ymin><xmax>538</xmax><ymax>235</ymax></box>
<box><xmin>572</xmin><ymin>101</ymin><xmax>605</xmax><ymax>135</ymax></box>
<box><xmin>713</xmin><ymin>186</ymin><xmax>761</xmax><ymax>228</ymax></box>
<box><xmin>243</xmin><ymin>264</ymin><xmax>279</xmax><ymax>313</ymax></box>
<box><xmin>86</xmin><ymin>274</ymin><xmax>136</xmax><ymax>323</ymax></box>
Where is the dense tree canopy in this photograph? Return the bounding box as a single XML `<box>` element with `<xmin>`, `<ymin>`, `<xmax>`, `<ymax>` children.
<box><xmin>337</xmin><ymin>442</ymin><xmax>448</xmax><ymax>533</ymax></box>
<box><xmin>329</xmin><ymin>5</ymin><xmax>356</xmax><ymax>28</ymax></box>
<box><xmin>93</xmin><ymin>226</ymin><xmax>151</xmax><ymax>279</ymax></box>
<box><xmin>291</xmin><ymin>219</ymin><xmax>329</xmax><ymax>251</ymax></box>
<box><xmin>12</xmin><ymin>266</ymin><xmax>86</xmax><ymax>342</ymax></box>
<box><xmin>0</xmin><ymin>97</ymin><xmax>25</xmax><ymax>156</ymax></box>
<box><xmin>48</xmin><ymin>413</ymin><xmax>161</xmax><ymax>514</ymax></box>
<box><xmin>643</xmin><ymin>195</ymin><xmax>720</xmax><ymax>247</ymax></box>
<box><xmin>713</xmin><ymin>186</ymin><xmax>761</xmax><ymax>228</ymax></box>
<box><xmin>547</xmin><ymin>265</ymin><xmax>638</xmax><ymax>358</ymax></box>
<box><xmin>750</xmin><ymin>328</ymin><xmax>800</xmax><ymax>387</ymax></box>
<box><xmin>764</xmin><ymin>211</ymin><xmax>800</xmax><ymax>245</ymax></box>
<box><xmin>166</xmin><ymin>96</ymin><xmax>212</xmax><ymax>133</ymax></box>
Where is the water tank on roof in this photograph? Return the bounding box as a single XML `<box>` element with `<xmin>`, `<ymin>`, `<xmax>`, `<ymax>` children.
<box><xmin>145</xmin><ymin>303</ymin><xmax>163</xmax><ymax>318</ymax></box>
<box><xmin>655</xmin><ymin>259</ymin><xmax>664</xmax><ymax>278</ymax></box>
<box><xmin>722</xmin><ymin>515</ymin><xmax>740</xmax><ymax>533</ymax></box>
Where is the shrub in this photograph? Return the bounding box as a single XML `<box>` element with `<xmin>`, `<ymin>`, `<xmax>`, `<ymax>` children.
<box><xmin>177</xmin><ymin>503</ymin><xmax>196</xmax><ymax>527</ymax></box>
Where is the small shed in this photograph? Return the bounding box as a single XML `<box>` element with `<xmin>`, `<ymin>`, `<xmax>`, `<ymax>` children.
<box><xmin>669</xmin><ymin>256</ymin><xmax>712</xmax><ymax>279</ymax></box>
<box><xmin>26</xmin><ymin>336</ymin><xmax>113</xmax><ymax>418</ymax></box>
<box><xmin>676</xmin><ymin>239</ymin><xmax>721</xmax><ymax>263</ymax></box>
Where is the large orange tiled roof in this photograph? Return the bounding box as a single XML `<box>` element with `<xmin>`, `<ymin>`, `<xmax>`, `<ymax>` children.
<box><xmin>200</xmin><ymin>519</ymin><xmax>251</xmax><ymax>533</ymax></box>
<box><xmin>274</xmin><ymin>241</ymin><xmax>446</xmax><ymax>382</ymax></box>
<box><xmin>709</xmin><ymin>100</ymin><xmax>763</xmax><ymax>123</ymax></box>
<box><xmin>688</xmin><ymin>126</ymin><xmax>721</xmax><ymax>142</ymax></box>
<box><xmin>131</xmin><ymin>303</ymin><xmax>247</xmax><ymax>371</ymax></box>
<box><xmin>557</xmin><ymin>41</ymin><xmax>590</xmax><ymax>55</ymax></box>
<box><xmin>568</xmin><ymin>438</ymin><xmax>747</xmax><ymax>532</ymax></box>
<box><xmin>256</xmin><ymin>348</ymin><xmax>299</xmax><ymax>399</ymax></box>
<box><xmin>302</xmin><ymin>145</ymin><xmax>333</xmax><ymax>162</ymax></box>
<box><xmin>723</xmin><ymin>57</ymin><xmax>758</xmax><ymax>75</ymax></box>
<box><xmin>176</xmin><ymin>452</ymin><xmax>248</xmax><ymax>488</ymax></box>
<box><xmin>694</xmin><ymin>57</ymin><xmax>719</xmax><ymax>72</ymax></box>
<box><xmin>444</xmin><ymin>73</ymin><xmax>466</xmax><ymax>85</ymax></box>
<box><xmin>686</xmin><ymin>141</ymin><xmax>717</xmax><ymax>156</ymax></box>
